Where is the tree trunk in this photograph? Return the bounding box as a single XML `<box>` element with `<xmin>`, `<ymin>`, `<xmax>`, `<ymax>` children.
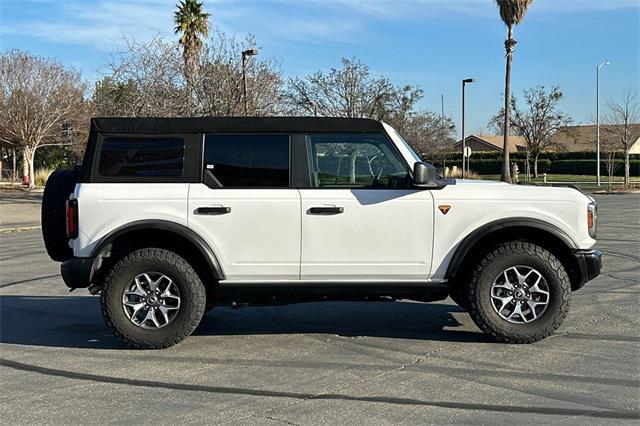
<box><xmin>624</xmin><ymin>151</ymin><xmax>630</xmax><ymax>189</ymax></box>
<box><xmin>607</xmin><ymin>153</ymin><xmax>614</xmax><ymax>192</ymax></box>
<box><xmin>11</xmin><ymin>147</ymin><xmax>16</xmax><ymax>182</ymax></box>
<box><xmin>22</xmin><ymin>147</ymin><xmax>30</xmax><ymax>187</ymax></box>
<box><xmin>533</xmin><ymin>152</ymin><xmax>540</xmax><ymax>178</ymax></box>
<box><xmin>0</xmin><ymin>146</ymin><xmax>3</xmax><ymax>181</ymax></box>
<box><xmin>28</xmin><ymin>149</ymin><xmax>35</xmax><ymax>189</ymax></box>
<box><xmin>334</xmin><ymin>155</ymin><xmax>343</xmax><ymax>184</ymax></box>
<box><xmin>501</xmin><ymin>26</ymin><xmax>514</xmax><ymax>184</ymax></box>
<box><xmin>21</xmin><ymin>146</ymin><xmax>36</xmax><ymax>189</ymax></box>
<box><xmin>349</xmin><ymin>150</ymin><xmax>357</xmax><ymax>184</ymax></box>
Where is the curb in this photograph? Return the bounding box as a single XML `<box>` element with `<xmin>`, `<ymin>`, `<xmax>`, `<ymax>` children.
<box><xmin>0</xmin><ymin>225</ymin><xmax>41</xmax><ymax>234</ymax></box>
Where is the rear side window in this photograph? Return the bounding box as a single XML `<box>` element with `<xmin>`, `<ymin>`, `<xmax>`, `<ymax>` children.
<box><xmin>204</xmin><ymin>134</ymin><xmax>289</xmax><ymax>188</ymax></box>
<box><xmin>98</xmin><ymin>137</ymin><xmax>184</xmax><ymax>177</ymax></box>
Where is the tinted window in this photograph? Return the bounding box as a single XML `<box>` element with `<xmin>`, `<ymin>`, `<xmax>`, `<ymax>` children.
<box><xmin>98</xmin><ymin>137</ymin><xmax>184</xmax><ymax>177</ymax></box>
<box><xmin>307</xmin><ymin>134</ymin><xmax>410</xmax><ymax>188</ymax></box>
<box><xmin>204</xmin><ymin>134</ymin><xmax>289</xmax><ymax>188</ymax></box>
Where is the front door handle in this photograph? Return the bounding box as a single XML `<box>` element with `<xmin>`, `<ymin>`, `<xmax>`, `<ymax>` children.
<box><xmin>308</xmin><ymin>206</ymin><xmax>344</xmax><ymax>215</ymax></box>
<box><xmin>195</xmin><ymin>206</ymin><xmax>231</xmax><ymax>215</ymax></box>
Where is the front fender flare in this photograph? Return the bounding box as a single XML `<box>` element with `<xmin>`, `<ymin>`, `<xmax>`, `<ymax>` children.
<box><xmin>444</xmin><ymin>217</ymin><xmax>578</xmax><ymax>280</ymax></box>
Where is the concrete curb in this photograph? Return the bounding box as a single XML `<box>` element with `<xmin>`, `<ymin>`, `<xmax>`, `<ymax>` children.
<box><xmin>0</xmin><ymin>225</ymin><xmax>41</xmax><ymax>234</ymax></box>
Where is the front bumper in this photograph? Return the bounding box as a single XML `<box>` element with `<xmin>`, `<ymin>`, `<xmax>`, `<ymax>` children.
<box><xmin>572</xmin><ymin>249</ymin><xmax>602</xmax><ymax>291</ymax></box>
<box><xmin>60</xmin><ymin>257</ymin><xmax>96</xmax><ymax>289</ymax></box>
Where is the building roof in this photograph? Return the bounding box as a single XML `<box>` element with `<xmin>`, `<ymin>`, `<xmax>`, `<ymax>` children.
<box><xmin>454</xmin><ymin>134</ymin><xmax>527</xmax><ymax>152</ymax></box>
<box><xmin>550</xmin><ymin>124</ymin><xmax>640</xmax><ymax>152</ymax></box>
<box><xmin>90</xmin><ymin>116</ymin><xmax>384</xmax><ymax>135</ymax></box>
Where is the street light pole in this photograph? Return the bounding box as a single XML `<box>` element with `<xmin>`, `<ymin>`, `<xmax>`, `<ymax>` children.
<box><xmin>242</xmin><ymin>48</ymin><xmax>259</xmax><ymax>116</ymax></box>
<box><xmin>596</xmin><ymin>61</ymin><xmax>609</xmax><ymax>186</ymax></box>
<box><xmin>461</xmin><ymin>78</ymin><xmax>475</xmax><ymax>179</ymax></box>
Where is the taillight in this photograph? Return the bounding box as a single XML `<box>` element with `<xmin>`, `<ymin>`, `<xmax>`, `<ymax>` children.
<box><xmin>66</xmin><ymin>199</ymin><xmax>78</xmax><ymax>239</ymax></box>
<box><xmin>587</xmin><ymin>202</ymin><xmax>597</xmax><ymax>239</ymax></box>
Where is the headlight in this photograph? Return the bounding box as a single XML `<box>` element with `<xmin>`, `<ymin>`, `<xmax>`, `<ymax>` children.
<box><xmin>587</xmin><ymin>202</ymin><xmax>597</xmax><ymax>239</ymax></box>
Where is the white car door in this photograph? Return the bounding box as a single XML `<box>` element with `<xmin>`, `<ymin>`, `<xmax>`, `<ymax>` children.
<box><xmin>299</xmin><ymin>133</ymin><xmax>434</xmax><ymax>281</ymax></box>
<box><xmin>188</xmin><ymin>134</ymin><xmax>301</xmax><ymax>281</ymax></box>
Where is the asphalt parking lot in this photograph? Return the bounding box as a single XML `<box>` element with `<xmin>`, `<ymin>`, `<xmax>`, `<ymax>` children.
<box><xmin>1</xmin><ymin>194</ymin><xmax>639</xmax><ymax>424</ymax></box>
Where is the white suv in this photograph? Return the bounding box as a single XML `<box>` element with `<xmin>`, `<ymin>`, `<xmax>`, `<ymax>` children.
<box><xmin>42</xmin><ymin>117</ymin><xmax>601</xmax><ymax>349</ymax></box>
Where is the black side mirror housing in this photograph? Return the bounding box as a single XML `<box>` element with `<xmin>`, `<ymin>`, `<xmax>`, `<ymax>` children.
<box><xmin>413</xmin><ymin>162</ymin><xmax>437</xmax><ymax>186</ymax></box>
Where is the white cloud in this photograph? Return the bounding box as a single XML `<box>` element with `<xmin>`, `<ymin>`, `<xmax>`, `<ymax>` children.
<box><xmin>1</xmin><ymin>0</ymin><xmax>637</xmax><ymax>50</ymax></box>
<box><xmin>2</xmin><ymin>0</ymin><xmax>175</xmax><ymax>50</ymax></box>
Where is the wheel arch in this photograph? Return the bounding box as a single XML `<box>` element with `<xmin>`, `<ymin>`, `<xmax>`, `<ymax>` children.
<box><xmin>91</xmin><ymin>220</ymin><xmax>225</xmax><ymax>285</ymax></box>
<box><xmin>445</xmin><ymin>218</ymin><xmax>583</xmax><ymax>290</ymax></box>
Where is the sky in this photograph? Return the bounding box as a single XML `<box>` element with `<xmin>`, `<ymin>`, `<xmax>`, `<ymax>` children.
<box><xmin>1</xmin><ymin>0</ymin><xmax>638</xmax><ymax>136</ymax></box>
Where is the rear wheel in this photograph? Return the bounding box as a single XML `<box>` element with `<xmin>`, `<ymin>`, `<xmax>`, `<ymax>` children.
<box><xmin>466</xmin><ymin>242</ymin><xmax>570</xmax><ymax>343</ymax></box>
<box><xmin>101</xmin><ymin>248</ymin><xmax>206</xmax><ymax>349</ymax></box>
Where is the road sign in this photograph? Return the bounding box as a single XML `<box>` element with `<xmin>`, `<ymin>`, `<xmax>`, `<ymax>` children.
<box><xmin>464</xmin><ymin>146</ymin><xmax>472</xmax><ymax>158</ymax></box>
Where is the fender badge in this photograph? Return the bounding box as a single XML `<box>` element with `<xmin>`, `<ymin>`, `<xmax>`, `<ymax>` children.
<box><xmin>438</xmin><ymin>205</ymin><xmax>451</xmax><ymax>215</ymax></box>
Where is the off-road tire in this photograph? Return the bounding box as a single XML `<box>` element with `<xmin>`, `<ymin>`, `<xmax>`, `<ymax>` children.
<box><xmin>41</xmin><ymin>168</ymin><xmax>79</xmax><ymax>262</ymax></box>
<box><xmin>465</xmin><ymin>242</ymin><xmax>571</xmax><ymax>343</ymax></box>
<box><xmin>100</xmin><ymin>248</ymin><xmax>206</xmax><ymax>349</ymax></box>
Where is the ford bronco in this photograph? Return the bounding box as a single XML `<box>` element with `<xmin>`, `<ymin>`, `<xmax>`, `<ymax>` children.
<box><xmin>41</xmin><ymin>117</ymin><xmax>601</xmax><ymax>348</ymax></box>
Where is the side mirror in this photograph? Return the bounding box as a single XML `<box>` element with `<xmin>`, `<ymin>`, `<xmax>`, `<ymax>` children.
<box><xmin>413</xmin><ymin>162</ymin><xmax>437</xmax><ymax>186</ymax></box>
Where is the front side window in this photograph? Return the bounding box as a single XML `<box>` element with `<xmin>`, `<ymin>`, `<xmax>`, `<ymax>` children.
<box><xmin>307</xmin><ymin>134</ymin><xmax>410</xmax><ymax>188</ymax></box>
<box><xmin>98</xmin><ymin>137</ymin><xmax>184</xmax><ymax>177</ymax></box>
<box><xmin>204</xmin><ymin>134</ymin><xmax>289</xmax><ymax>188</ymax></box>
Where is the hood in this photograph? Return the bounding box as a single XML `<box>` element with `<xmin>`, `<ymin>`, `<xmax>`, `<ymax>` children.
<box><xmin>454</xmin><ymin>179</ymin><xmax>509</xmax><ymax>185</ymax></box>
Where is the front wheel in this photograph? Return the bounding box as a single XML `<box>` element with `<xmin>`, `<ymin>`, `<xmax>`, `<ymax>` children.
<box><xmin>100</xmin><ymin>248</ymin><xmax>206</xmax><ymax>349</ymax></box>
<box><xmin>465</xmin><ymin>242</ymin><xmax>571</xmax><ymax>343</ymax></box>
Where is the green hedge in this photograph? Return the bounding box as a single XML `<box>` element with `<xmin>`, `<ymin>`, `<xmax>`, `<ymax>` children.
<box><xmin>431</xmin><ymin>151</ymin><xmax>640</xmax><ymax>162</ymax></box>
<box><xmin>434</xmin><ymin>159</ymin><xmax>552</xmax><ymax>175</ymax></box>
<box><xmin>549</xmin><ymin>160</ymin><xmax>640</xmax><ymax>176</ymax></box>
<box><xmin>432</xmin><ymin>154</ymin><xmax>640</xmax><ymax>176</ymax></box>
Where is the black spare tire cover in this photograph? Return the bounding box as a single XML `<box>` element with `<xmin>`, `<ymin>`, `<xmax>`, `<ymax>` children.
<box><xmin>41</xmin><ymin>168</ymin><xmax>79</xmax><ymax>262</ymax></box>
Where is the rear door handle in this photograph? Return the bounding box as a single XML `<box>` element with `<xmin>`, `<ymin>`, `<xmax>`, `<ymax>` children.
<box><xmin>308</xmin><ymin>206</ymin><xmax>344</xmax><ymax>215</ymax></box>
<box><xmin>195</xmin><ymin>206</ymin><xmax>231</xmax><ymax>215</ymax></box>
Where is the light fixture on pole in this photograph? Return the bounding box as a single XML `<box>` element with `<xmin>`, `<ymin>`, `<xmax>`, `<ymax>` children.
<box><xmin>242</xmin><ymin>48</ymin><xmax>259</xmax><ymax>115</ymax></box>
<box><xmin>596</xmin><ymin>60</ymin><xmax>609</xmax><ymax>186</ymax></box>
<box><xmin>461</xmin><ymin>78</ymin><xmax>475</xmax><ymax>179</ymax></box>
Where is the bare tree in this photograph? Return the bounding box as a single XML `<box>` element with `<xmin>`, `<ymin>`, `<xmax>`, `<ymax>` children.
<box><xmin>285</xmin><ymin>57</ymin><xmax>419</xmax><ymax>120</ymax></box>
<box><xmin>0</xmin><ymin>50</ymin><xmax>87</xmax><ymax>188</ymax></box>
<box><xmin>93</xmin><ymin>38</ymin><xmax>188</xmax><ymax>117</ymax></box>
<box><xmin>391</xmin><ymin>111</ymin><xmax>456</xmax><ymax>161</ymax></box>
<box><xmin>286</xmin><ymin>57</ymin><xmax>453</xmax><ymax>165</ymax></box>
<box><xmin>94</xmin><ymin>33</ymin><xmax>283</xmax><ymax>118</ymax></box>
<box><xmin>605</xmin><ymin>89</ymin><xmax>640</xmax><ymax>189</ymax></box>
<box><xmin>489</xmin><ymin>86</ymin><xmax>571</xmax><ymax>177</ymax></box>
<box><xmin>192</xmin><ymin>33</ymin><xmax>283</xmax><ymax>117</ymax></box>
<box><xmin>601</xmin><ymin>135</ymin><xmax>620</xmax><ymax>192</ymax></box>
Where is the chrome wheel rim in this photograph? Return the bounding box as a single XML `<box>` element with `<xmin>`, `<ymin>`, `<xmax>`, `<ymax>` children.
<box><xmin>490</xmin><ymin>266</ymin><xmax>550</xmax><ymax>324</ymax></box>
<box><xmin>122</xmin><ymin>272</ymin><xmax>181</xmax><ymax>329</ymax></box>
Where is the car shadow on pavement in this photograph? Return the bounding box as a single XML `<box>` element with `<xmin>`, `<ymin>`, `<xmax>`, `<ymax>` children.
<box><xmin>0</xmin><ymin>295</ymin><xmax>488</xmax><ymax>350</ymax></box>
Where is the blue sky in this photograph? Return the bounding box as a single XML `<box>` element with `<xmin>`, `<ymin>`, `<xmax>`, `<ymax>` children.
<box><xmin>1</xmin><ymin>0</ymin><xmax>638</xmax><ymax>136</ymax></box>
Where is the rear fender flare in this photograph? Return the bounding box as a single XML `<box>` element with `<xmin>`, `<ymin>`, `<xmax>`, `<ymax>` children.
<box><xmin>91</xmin><ymin>220</ymin><xmax>225</xmax><ymax>280</ymax></box>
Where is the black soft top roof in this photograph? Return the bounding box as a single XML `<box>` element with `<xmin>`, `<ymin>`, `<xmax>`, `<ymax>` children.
<box><xmin>90</xmin><ymin>116</ymin><xmax>384</xmax><ymax>135</ymax></box>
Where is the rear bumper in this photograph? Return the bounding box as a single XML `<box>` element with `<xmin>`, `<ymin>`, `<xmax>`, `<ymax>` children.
<box><xmin>572</xmin><ymin>249</ymin><xmax>602</xmax><ymax>291</ymax></box>
<box><xmin>60</xmin><ymin>257</ymin><xmax>96</xmax><ymax>289</ymax></box>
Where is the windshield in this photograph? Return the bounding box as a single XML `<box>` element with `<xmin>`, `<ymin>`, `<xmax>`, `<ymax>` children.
<box><xmin>383</xmin><ymin>123</ymin><xmax>422</xmax><ymax>163</ymax></box>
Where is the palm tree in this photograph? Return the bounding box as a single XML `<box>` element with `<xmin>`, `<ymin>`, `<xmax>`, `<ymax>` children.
<box><xmin>174</xmin><ymin>0</ymin><xmax>210</xmax><ymax>89</ymax></box>
<box><xmin>495</xmin><ymin>0</ymin><xmax>533</xmax><ymax>183</ymax></box>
